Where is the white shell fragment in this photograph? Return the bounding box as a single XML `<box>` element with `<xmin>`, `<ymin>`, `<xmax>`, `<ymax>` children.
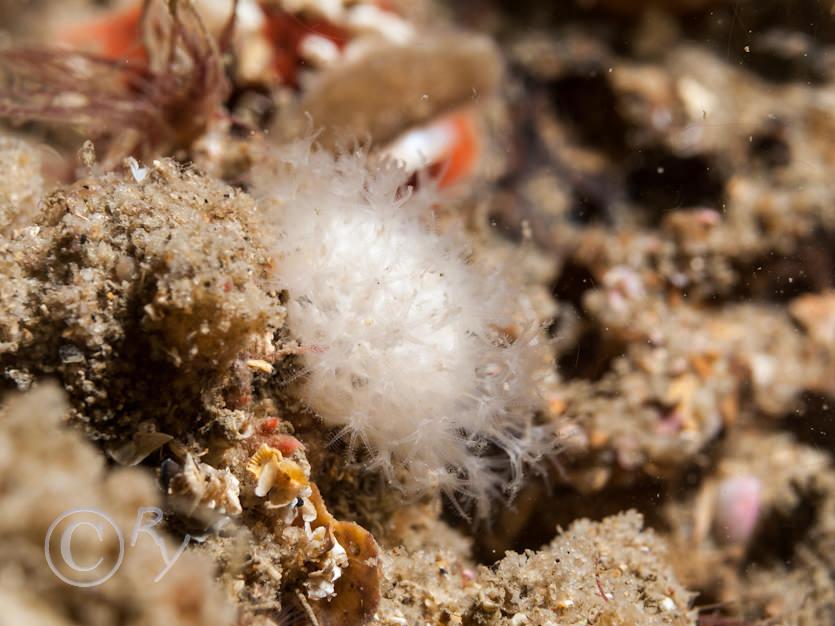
<box><xmin>124</xmin><ymin>157</ymin><xmax>149</xmax><ymax>183</ymax></box>
<box><xmin>303</xmin><ymin>525</ymin><xmax>349</xmax><ymax>600</ymax></box>
<box><xmin>170</xmin><ymin>453</ymin><xmax>243</xmax><ymax>515</ymax></box>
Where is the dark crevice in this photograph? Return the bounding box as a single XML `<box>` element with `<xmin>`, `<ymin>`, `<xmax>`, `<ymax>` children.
<box><xmin>692</xmin><ymin>2</ymin><xmax>835</xmax><ymax>79</ymax></box>
<box><xmin>746</xmin><ymin>487</ymin><xmax>823</xmax><ymax>567</ymax></box>
<box><xmin>551</xmin><ymin>260</ymin><xmax>626</xmax><ymax>380</ymax></box>
<box><xmin>730</xmin><ymin>240</ymin><xmax>835</xmax><ymax>303</ymax></box>
<box><xmin>781</xmin><ymin>392</ymin><xmax>835</xmax><ymax>454</ymax></box>
<box><xmin>749</xmin><ymin>122</ymin><xmax>791</xmax><ymax>169</ymax></box>
<box><xmin>551</xmin><ymin>259</ymin><xmax>598</xmax><ymax>313</ymax></box>
<box><xmin>557</xmin><ymin>328</ymin><xmax>626</xmax><ymax>381</ymax></box>
<box><xmin>570</xmin><ymin>186</ymin><xmax>612</xmax><ymax>225</ymax></box>
<box><xmin>550</xmin><ymin>74</ymin><xmax>629</xmax><ymax>158</ymax></box>
<box><xmin>464</xmin><ymin>480</ymin><xmax>669</xmax><ymax>564</ymax></box>
<box><xmin>626</xmin><ymin>148</ymin><xmax>726</xmax><ymax>225</ymax></box>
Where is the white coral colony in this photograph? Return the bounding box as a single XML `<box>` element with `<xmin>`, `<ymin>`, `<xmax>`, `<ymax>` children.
<box><xmin>252</xmin><ymin>141</ymin><xmax>552</xmax><ymax>514</ymax></box>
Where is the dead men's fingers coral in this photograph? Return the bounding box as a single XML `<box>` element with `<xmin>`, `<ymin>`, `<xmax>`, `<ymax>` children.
<box><xmin>251</xmin><ymin>140</ymin><xmax>554</xmax><ymax>516</ymax></box>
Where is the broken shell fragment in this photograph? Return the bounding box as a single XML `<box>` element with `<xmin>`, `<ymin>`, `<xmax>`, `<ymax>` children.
<box><xmin>304</xmin><ymin>524</ymin><xmax>349</xmax><ymax>600</ymax></box>
<box><xmin>245</xmin><ymin>358</ymin><xmax>274</xmax><ymax>374</ymax></box>
<box><xmin>169</xmin><ymin>453</ymin><xmax>243</xmax><ymax>516</ymax></box>
<box><xmin>107</xmin><ymin>430</ymin><xmax>173</xmax><ymax>466</ymax></box>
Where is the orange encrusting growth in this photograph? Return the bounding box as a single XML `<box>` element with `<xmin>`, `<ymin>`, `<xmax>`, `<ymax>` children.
<box><xmin>430</xmin><ymin>110</ymin><xmax>480</xmax><ymax>188</ymax></box>
<box><xmin>58</xmin><ymin>2</ymin><xmax>146</xmax><ymax>63</ymax></box>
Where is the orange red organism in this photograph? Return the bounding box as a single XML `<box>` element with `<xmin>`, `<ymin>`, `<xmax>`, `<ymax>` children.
<box><xmin>17</xmin><ymin>0</ymin><xmax>482</xmax><ymax>186</ymax></box>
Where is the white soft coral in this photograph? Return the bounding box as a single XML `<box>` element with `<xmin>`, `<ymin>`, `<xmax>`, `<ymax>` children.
<box><xmin>251</xmin><ymin>140</ymin><xmax>552</xmax><ymax>514</ymax></box>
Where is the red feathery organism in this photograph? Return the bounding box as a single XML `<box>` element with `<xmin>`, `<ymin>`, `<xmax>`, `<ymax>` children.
<box><xmin>0</xmin><ymin>0</ymin><xmax>237</xmax><ymax>168</ymax></box>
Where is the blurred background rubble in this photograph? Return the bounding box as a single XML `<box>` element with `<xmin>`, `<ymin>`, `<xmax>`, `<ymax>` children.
<box><xmin>1</xmin><ymin>0</ymin><xmax>834</xmax><ymax>624</ymax></box>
